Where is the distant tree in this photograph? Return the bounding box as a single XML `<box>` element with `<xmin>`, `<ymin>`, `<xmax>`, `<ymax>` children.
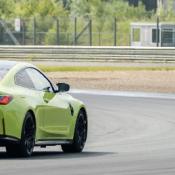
<box><xmin>0</xmin><ymin>0</ymin><xmax>14</xmax><ymax>18</ymax></box>
<box><xmin>90</xmin><ymin>0</ymin><xmax>109</xmax><ymax>45</ymax></box>
<box><xmin>14</xmin><ymin>0</ymin><xmax>68</xmax><ymax>18</ymax></box>
<box><xmin>142</xmin><ymin>0</ymin><xmax>157</xmax><ymax>11</ymax></box>
<box><xmin>127</xmin><ymin>0</ymin><xmax>157</xmax><ymax>11</ymax></box>
<box><xmin>70</xmin><ymin>0</ymin><xmax>91</xmax><ymax>19</ymax></box>
<box><xmin>128</xmin><ymin>0</ymin><xmax>139</xmax><ymax>6</ymax></box>
<box><xmin>61</xmin><ymin>0</ymin><xmax>71</xmax><ymax>8</ymax></box>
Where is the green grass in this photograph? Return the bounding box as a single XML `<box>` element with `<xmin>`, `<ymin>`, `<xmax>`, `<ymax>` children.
<box><xmin>38</xmin><ymin>65</ymin><xmax>175</xmax><ymax>72</ymax></box>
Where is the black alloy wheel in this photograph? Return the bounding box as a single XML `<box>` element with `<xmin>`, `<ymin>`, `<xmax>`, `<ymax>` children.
<box><xmin>6</xmin><ymin>112</ymin><xmax>36</xmax><ymax>157</ymax></box>
<box><xmin>61</xmin><ymin>110</ymin><xmax>88</xmax><ymax>153</ymax></box>
<box><xmin>21</xmin><ymin>112</ymin><xmax>36</xmax><ymax>156</ymax></box>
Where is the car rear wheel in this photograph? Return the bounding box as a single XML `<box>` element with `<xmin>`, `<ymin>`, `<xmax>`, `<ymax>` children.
<box><xmin>61</xmin><ymin>110</ymin><xmax>87</xmax><ymax>153</ymax></box>
<box><xmin>6</xmin><ymin>112</ymin><xmax>36</xmax><ymax>157</ymax></box>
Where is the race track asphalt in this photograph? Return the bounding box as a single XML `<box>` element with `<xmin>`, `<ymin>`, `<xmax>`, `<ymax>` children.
<box><xmin>1</xmin><ymin>91</ymin><xmax>175</xmax><ymax>175</ymax></box>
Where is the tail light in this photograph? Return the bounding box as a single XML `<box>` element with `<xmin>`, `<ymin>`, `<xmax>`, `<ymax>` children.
<box><xmin>0</xmin><ymin>96</ymin><xmax>13</xmax><ymax>105</ymax></box>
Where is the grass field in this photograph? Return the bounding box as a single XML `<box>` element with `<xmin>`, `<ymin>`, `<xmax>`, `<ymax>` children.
<box><xmin>39</xmin><ymin>65</ymin><xmax>175</xmax><ymax>72</ymax></box>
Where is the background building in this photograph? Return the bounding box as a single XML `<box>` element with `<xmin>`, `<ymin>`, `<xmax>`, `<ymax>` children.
<box><xmin>131</xmin><ymin>22</ymin><xmax>175</xmax><ymax>47</ymax></box>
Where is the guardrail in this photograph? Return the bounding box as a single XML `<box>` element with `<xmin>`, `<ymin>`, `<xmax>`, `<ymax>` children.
<box><xmin>0</xmin><ymin>46</ymin><xmax>175</xmax><ymax>63</ymax></box>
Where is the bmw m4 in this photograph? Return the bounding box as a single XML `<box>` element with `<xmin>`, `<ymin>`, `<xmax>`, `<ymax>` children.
<box><xmin>0</xmin><ymin>61</ymin><xmax>88</xmax><ymax>157</ymax></box>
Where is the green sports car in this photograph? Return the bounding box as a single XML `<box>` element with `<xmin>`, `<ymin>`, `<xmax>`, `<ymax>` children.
<box><xmin>0</xmin><ymin>61</ymin><xmax>88</xmax><ymax>157</ymax></box>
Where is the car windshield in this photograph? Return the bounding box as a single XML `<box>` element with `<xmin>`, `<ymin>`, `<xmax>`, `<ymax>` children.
<box><xmin>0</xmin><ymin>61</ymin><xmax>16</xmax><ymax>81</ymax></box>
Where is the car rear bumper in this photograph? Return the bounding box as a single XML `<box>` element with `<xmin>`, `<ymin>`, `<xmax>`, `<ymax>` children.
<box><xmin>0</xmin><ymin>135</ymin><xmax>20</xmax><ymax>146</ymax></box>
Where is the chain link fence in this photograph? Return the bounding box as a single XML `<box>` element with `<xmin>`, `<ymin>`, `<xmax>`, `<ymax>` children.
<box><xmin>0</xmin><ymin>17</ymin><xmax>118</xmax><ymax>46</ymax></box>
<box><xmin>1</xmin><ymin>17</ymin><xmax>175</xmax><ymax>47</ymax></box>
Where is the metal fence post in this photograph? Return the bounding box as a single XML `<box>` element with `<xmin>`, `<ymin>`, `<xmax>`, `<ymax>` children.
<box><xmin>22</xmin><ymin>20</ymin><xmax>25</xmax><ymax>45</ymax></box>
<box><xmin>89</xmin><ymin>19</ymin><xmax>92</xmax><ymax>46</ymax></box>
<box><xmin>56</xmin><ymin>19</ymin><xmax>60</xmax><ymax>45</ymax></box>
<box><xmin>33</xmin><ymin>17</ymin><xmax>36</xmax><ymax>45</ymax></box>
<box><xmin>74</xmin><ymin>17</ymin><xmax>77</xmax><ymax>45</ymax></box>
<box><xmin>156</xmin><ymin>16</ymin><xmax>159</xmax><ymax>47</ymax></box>
<box><xmin>0</xmin><ymin>22</ymin><xmax>3</xmax><ymax>44</ymax></box>
<box><xmin>114</xmin><ymin>17</ymin><xmax>117</xmax><ymax>46</ymax></box>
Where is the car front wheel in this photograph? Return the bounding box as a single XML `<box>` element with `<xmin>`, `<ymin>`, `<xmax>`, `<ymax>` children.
<box><xmin>61</xmin><ymin>110</ymin><xmax>88</xmax><ymax>153</ymax></box>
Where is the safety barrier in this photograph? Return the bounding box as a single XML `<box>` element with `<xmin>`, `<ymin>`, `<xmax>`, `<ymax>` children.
<box><xmin>0</xmin><ymin>46</ymin><xmax>175</xmax><ymax>63</ymax></box>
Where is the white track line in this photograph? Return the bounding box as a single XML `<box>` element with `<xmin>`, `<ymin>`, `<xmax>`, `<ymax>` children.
<box><xmin>70</xmin><ymin>89</ymin><xmax>175</xmax><ymax>100</ymax></box>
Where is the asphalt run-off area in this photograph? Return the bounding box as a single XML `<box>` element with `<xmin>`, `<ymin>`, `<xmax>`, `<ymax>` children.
<box><xmin>1</xmin><ymin>90</ymin><xmax>175</xmax><ymax>175</ymax></box>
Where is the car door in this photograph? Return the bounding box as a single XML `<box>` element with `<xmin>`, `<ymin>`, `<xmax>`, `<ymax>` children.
<box><xmin>26</xmin><ymin>68</ymin><xmax>71</xmax><ymax>140</ymax></box>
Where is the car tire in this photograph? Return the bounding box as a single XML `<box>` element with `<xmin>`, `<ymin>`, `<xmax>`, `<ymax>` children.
<box><xmin>6</xmin><ymin>112</ymin><xmax>36</xmax><ymax>157</ymax></box>
<box><xmin>6</xmin><ymin>144</ymin><xmax>20</xmax><ymax>157</ymax></box>
<box><xmin>61</xmin><ymin>110</ymin><xmax>87</xmax><ymax>153</ymax></box>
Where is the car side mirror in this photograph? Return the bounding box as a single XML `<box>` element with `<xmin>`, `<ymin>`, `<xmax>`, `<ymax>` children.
<box><xmin>57</xmin><ymin>83</ymin><xmax>70</xmax><ymax>92</ymax></box>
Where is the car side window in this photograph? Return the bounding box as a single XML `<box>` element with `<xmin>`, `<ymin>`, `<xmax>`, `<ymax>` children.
<box><xmin>26</xmin><ymin>68</ymin><xmax>53</xmax><ymax>92</ymax></box>
<box><xmin>15</xmin><ymin>69</ymin><xmax>35</xmax><ymax>89</ymax></box>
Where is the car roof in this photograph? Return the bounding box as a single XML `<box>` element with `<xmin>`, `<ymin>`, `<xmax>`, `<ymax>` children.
<box><xmin>0</xmin><ymin>60</ymin><xmax>35</xmax><ymax>69</ymax></box>
<box><xmin>0</xmin><ymin>60</ymin><xmax>17</xmax><ymax>67</ymax></box>
<box><xmin>0</xmin><ymin>60</ymin><xmax>38</xmax><ymax>86</ymax></box>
